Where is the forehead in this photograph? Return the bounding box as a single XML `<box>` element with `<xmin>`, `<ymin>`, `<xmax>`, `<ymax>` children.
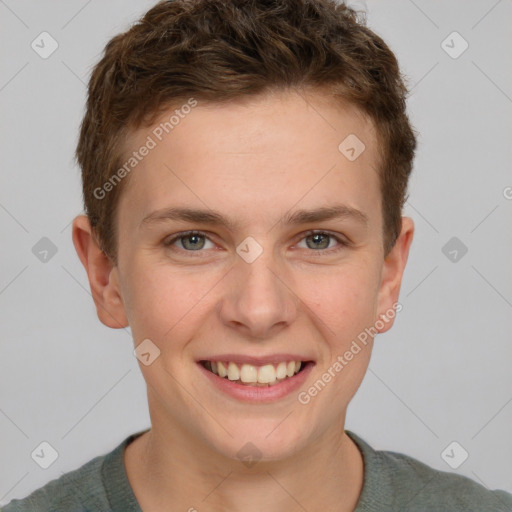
<box><xmin>117</xmin><ymin>88</ymin><xmax>382</xmax><ymax>233</ymax></box>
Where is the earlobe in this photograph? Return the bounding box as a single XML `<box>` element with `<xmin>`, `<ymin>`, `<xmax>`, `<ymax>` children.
<box><xmin>375</xmin><ymin>216</ymin><xmax>414</xmax><ymax>334</ymax></box>
<box><xmin>71</xmin><ymin>215</ymin><xmax>129</xmax><ymax>329</ymax></box>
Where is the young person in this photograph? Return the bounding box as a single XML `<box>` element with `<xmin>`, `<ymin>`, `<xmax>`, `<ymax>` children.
<box><xmin>4</xmin><ymin>0</ymin><xmax>512</xmax><ymax>510</ymax></box>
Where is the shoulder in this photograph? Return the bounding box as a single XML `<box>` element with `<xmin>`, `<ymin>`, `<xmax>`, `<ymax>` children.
<box><xmin>346</xmin><ymin>430</ymin><xmax>512</xmax><ymax>512</ymax></box>
<box><xmin>1</xmin><ymin>431</ymin><xmax>143</xmax><ymax>512</ymax></box>
<box><xmin>1</xmin><ymin>453</ymin><xmax>107</xmax><ymax>512</ymax></box>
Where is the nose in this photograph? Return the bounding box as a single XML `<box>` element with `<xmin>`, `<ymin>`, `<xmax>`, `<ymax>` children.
<box><xmin>218</xmin><ymin>249</ymin><xmax>298</xmax><ymax>340</ymax></box>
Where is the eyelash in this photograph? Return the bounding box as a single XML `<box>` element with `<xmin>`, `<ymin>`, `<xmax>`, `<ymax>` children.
<box><xmin>163</xmin><ymin>230</ymin><xmax>350</xmax><ymax>255</ymax></box>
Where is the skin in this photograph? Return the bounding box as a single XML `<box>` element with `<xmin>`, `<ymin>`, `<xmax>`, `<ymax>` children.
<box><xmin>72</xmin><ymin>88</ymin><xmax>414</xmax><ymax>512</ymax></box>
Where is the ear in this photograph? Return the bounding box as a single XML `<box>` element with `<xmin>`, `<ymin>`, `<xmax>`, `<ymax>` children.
<box><xmin>71</xmin><ymin>215</ymin><xmax>129</xmax><ymax>329</ymax></box>
<box><xmin>375</xmin><ymin>216</ymin><xmax>414</xmax><ymax>333</ymax></box>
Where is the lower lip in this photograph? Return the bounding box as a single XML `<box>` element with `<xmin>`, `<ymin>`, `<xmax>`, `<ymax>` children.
<box><xmin>197</xmin><ymin>362</ymin><xmax>314</xmax><ymax>403</ymax></box>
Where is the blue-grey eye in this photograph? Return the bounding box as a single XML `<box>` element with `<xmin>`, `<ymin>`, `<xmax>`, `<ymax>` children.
<box><xmin>303</xmin><ymin>233</ymin><xmax>335</xmax><ymax>250</ymax></box>
<box><xmin>165</xmin><ymin>232</ymin><xmax>215</xmax><ymax>251</ymax></box>
<box><xmin>179</xmin><ymin>233</ymin><xmax>206</xmax><ymax>250</ymax></box>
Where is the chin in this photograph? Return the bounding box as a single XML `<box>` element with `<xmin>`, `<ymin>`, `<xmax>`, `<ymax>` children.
<box><xmin>204</xmin><ymin>417</ymin><xmax>309</xmax><ymax>464</ymax></box>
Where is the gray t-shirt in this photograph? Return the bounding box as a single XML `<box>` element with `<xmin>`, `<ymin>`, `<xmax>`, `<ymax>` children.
<box><xmin>3</xmin><ymin>429</ymin><xmax>512</xmax><ymax>511</ymax></box>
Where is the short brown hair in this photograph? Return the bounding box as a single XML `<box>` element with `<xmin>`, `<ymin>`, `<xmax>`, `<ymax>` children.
<box><xmin>76</xmin><ymin>0</ymin><xmax>417</xmax><ymax>264</ymax></box>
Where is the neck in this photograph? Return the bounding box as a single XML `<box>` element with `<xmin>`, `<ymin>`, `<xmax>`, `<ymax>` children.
<box><xmin>125</xmin><ymin>419</ymin><xmax>364</xmax><ymax>512</ymax></box>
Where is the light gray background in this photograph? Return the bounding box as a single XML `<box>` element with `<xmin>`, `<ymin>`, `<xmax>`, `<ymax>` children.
<box><xmin>1</xmin><ymin>0</ymin><xmax>511</xmax><ymax>504</ymax></box>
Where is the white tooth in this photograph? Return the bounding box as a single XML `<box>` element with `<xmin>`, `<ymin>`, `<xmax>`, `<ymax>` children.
<box><xmin>286</xmin><ymin>361</ymin><xmax>295</xmax><ymax>377</ymax></box>
<box><xmin>276</xmin><ymin>362</ymin><xmax>287</xmax><ymax>379</ymax></box>
<box><xmin>258</xmin><ymin>364</ymin><xmax>276</xmax><ymax>384</ymax></box>
<box><xmin>211</xmin><ymin>361</ymin><xmax>218</xmax><ymax>374</ymax></box>
<box><xmin>217</xmin><ymin>361</ymin><xmax>227</xmax><ymax>378</ymax></box>
<box><xmin>240</xmin><ymin>364</ymin><xmax>258</xmax><ymax>383</ymax></box>
<box><xmin>227</xmin><ymin>362</ymin><xmax>240</xmax><ymax>381</ymax></box>
<box><xmin>294</xmin><ymin>361</ymin><xmax>301</xmax><ymax>373</ymax></box>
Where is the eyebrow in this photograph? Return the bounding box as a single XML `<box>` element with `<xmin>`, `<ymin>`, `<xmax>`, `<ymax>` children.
<box><xmin>140</xmin><ymin>204</ymin><xmax>369</xmax><ymax>230</ymax></box>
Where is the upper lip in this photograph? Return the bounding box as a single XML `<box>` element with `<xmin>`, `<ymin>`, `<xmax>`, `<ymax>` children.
<box><xmin>198</xmin><ymin>354</ymin><xmax>314</xmax><ymax>366</ymax></box>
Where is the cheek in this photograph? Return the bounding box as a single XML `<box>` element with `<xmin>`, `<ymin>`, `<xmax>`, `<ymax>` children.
<box><xmin>294</xmin><ymin>261</ymin><xmax>380</xmax><ymax>334</ymax></box>
<box><xmin>122</xmin><ymin>261</ymin><xmax>220</xmax><ymax>344</ymax></box>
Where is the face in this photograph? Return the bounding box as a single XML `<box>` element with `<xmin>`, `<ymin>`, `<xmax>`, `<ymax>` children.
<box><xmin>75</xmin><ymin>88</ymin><xmax>413</xmax><ymax>462</ymax></box>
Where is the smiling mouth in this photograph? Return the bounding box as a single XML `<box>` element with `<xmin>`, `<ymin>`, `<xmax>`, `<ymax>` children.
<box><xmin>200</xmin><ymin>360</ymin><xmax>309</xmax><ymax>387</ymax></box>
